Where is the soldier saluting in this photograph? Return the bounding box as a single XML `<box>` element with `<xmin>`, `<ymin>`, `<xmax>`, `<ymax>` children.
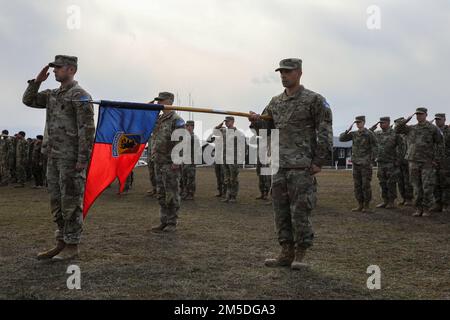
<box><xmin>369</xmin><ymin>117</ymin><xmax>402</xmax><ymax>209</ymax></box>
<box><xmin>249</xmin><ymin>58</ymin><xmax>333</xmax><ymax>270</ymax></box>
<box><xmin>339</xmin><ymin>116</ymin><xmax>378</xmax><ymax>213</ymax></box>
<box><xmin>22</xmin><ymin>55</ymin><xmax>95</xmax><ymax>260</ymax></box>
<box><xmin>395</xmin><ymin>107</ymin><xmax>443</xmax><ymax>217</ymax></box>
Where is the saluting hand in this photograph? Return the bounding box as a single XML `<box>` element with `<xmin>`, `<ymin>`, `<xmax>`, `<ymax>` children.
<box><xmin>36</xmin><ymin>65</ymin><xmax>50</xmax><ymax>83</ymax></box>
<box><xmin>346</xmin><ymin>122</ymin><xmax>355</xmax><ymax>133</ymax></box>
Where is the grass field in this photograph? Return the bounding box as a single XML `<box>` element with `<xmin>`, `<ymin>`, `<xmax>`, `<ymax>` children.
<box><xmin>0</xmin><ymin>167</ymin><xmax>449</xmax><ymax>300</ymax></box>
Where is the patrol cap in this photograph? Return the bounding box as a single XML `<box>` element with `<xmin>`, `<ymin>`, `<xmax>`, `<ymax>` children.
<box><xmin>415</xmin><ymin>107</ymin><xmax>428</xmax><ymax>114</ymax></box>
<box><xmin>379</xmin><ymin>117</ymin><xmax>391</xmax><ymax>123</ymax></box>
<box><xmin>154</xmin><ymin>92</ymin><xmax>175</xmax><ymax>102</ymax></box>
<box><xmin>225</xmin><ymin>116</ymin><xmax>235</xmax><ymax>121</ymax></box>
<box><xmin>186</xmin><ymin>120</ymin><xmax>195</xmax><ymax>126</ymax></box>
<box><xmin>355</xmin><ymin>115</ymin><xmax>366</xmax><ymax>123</ymax></box>
<box><xmin>18</xmin><ymin>131</ymin><xmax>26</xmax><ymax>137</ymax></box>
<box><xmin>435</xmin><ymin>113</ymin><xmax>446</xmax><ymax>120</ymax></box>
<box><xmin>275</xmin><ymin>58</ymin><xmax>302</xmax><ymax>72</ymax></box>
<box><xmin>36</xmin><ymin>135</ymin><xmax>44</xmax><ymax>140</ymax></box>
<box><xmin>394</xmin><ymin>117</ymin><xmax>405</xmax><ymax>123</ymax></box>
<box><xmin>49</xmin><ymin>55</ymin><xmax>78</xmax><ymax>68</ymax></box>
<box><xmin>2</xmin><ymin>129</ymin><xmax>8</xmax><ymax>135</ymax></box>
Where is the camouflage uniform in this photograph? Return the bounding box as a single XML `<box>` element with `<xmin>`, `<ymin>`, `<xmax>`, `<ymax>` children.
<box><xmin>31</xmin><ymin>138</ymin><xmax>44</xmax><ymax>187</ymax></box>
<box><xmin>26</xmin><ymin>138</ymin><xmax>34</xmax><ymax>181</ymax></box>
<box><xmin>255</xmin><ymin>131</ymin><xmax>271</xmax><ymax>197</ymax></box>
<box><xmin>22</xmin><ymin>77</ymin><xmax>95</xmax><ymax>244</ymax></box>
<box><xmin>395</xmin><ymin>127</ymin><xmax>414</xmax><ymax>203</ymax></box>
<box><xmin>15</xmin><ymin>136</ymin><xmax>28</xmax><ymax>186</ymax></box>
<box><xmin>180</xmin><ymin>129</ymin><xmax>200</xmax><ymax>198</ymax></box>
<box><xmin>436</xmin><ymin>121</ymin><xmax>450</xmax><ymax>210</ymax></box>
<box><xmin>123</xmin><ymin>171</ymin><xmax>134</xmax><ymax>192</ymax></box>
<box><xmin>207</xmin><ymin>134</ymin><xmax>225</xmax><ymax>196</ymax></box>
<box><xmin>395</xmin><ymin>111</ymin><xmax>443</xmax><ymax>212</ymax></box>
<box><xmin>215</xmin><ymin>124</ymin><xmax>246</xmax><ymax>200</ymax></box>
<box><xmin>370</xmin><ymin>119</ymin><xmax>401</xmax><ymax>205</ymax></box>
<box><xmin>340</xmin><ymin>120</ymin><xmax>378</xmax><ymax>207</ymax></box>
<box><xmin>0</xmin><ymin>136</ymin><xmax>10</xmax><ymax>185</ymax></box>
<box><xmin>214</xmin><ymin>164</ymin><xmax>225</xmax><ymax>196</ymax></box>
<box><xmin>146</xmin><ymin>136</ymin><xmax>156</xmax><ymax>193</ymax></box>
<box><xmin>251</xmin><ymin>85</ymin><xmax>333</xmax><ymax>248</ymax></box>
<box><xmin>151</xmin><ymin>110</ymin><xmax>185</xmax><ymax>226</ymax></box>
<box><xmin>8</xmin><ymin>137</ymin><xmax>16</xmax><ymax>183</ymax></box>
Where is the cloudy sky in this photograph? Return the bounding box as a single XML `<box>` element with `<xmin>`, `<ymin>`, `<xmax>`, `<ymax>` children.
<box><xmin>1</xmin><ymin>0</ymin><xmax>449</xmax><ymax>140</ymax></box>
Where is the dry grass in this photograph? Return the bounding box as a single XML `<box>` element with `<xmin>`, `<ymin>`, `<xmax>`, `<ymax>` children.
<box><xmin>0</xmin><ymin>167</ymin><xmax>449</xmax><ymax>299</ymax></box>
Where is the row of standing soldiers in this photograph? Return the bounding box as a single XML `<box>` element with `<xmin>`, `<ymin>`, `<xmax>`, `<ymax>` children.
<box><xmin>144</xmin><ymin>115</ymin><xmax>272</xmax><ymax>205</ymax></box>
<box><xmin>339</xmin><ymin>108</ymin><xmax>449</xmax><ymax>216</ymax></box>
<box><xmin>0</xmin><ymin>130</ymin><xmax>46</xmax><ymax>188</ymax></box>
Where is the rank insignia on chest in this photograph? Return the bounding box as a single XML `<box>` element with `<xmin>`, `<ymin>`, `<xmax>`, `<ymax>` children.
<box><xmin>112</xmin><ymin>132</ymin><xmax>141</xmax><ymax>157</ymax></box>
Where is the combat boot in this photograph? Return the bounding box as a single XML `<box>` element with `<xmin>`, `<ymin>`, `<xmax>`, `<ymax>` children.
<box><xmin>151</xmin><ymin>223</ymin><xmax>167</xmax><ymax>233</ymax></box>
<box><xmin>13</xmin><ymin>183</ymin><xmax>25</xmax><ymax>188</ymax></box>
<box><xmin>398</xmin><ymin>199</ymin><xmax>406</xmax><ymax>206</ymax></box>
<box><xmin>221</xmin><ymin>196</ymin><xmax>230</xmax><ymax>203</ymax></box>
<box><xmin>376</xmin><ymin>202</ymin><xmax>387</xmax><ymax>208</ymax></box>
<box><xmin>37</xmin><ymin>240</ymin><xmax>66</xmax><ymax>260</ymax></box>
<box><xmin>164</xmin><ymin>224</ymin><xmax>177</xmax><ymax>233</ymax></box>
<box><xmin>362</xmin><ymin>202</ymin><xmax>373</xmax><ymax>213</ymax></box>
<box><xmin>52</xmin><ymin>244</ymin><xmax>79</xmax><ymax>261</ymax></box>
<box><xmin>404</xmin><ymin>200</ymin><xmax>414</xmax><ymax>206</ymax></box>
<box><xmin>430</xmin><ymin>204</ymin><xmax>443</xmax><ymax>213</ymax></box>
<box><xmin>228</xmin><ymin>197</ymin><xmax>237</xmax><ymax>203</ymax></box>
<box><xmin>422</xmin><ymin>209</ymin><xmax>432</xmax><ymax>217</ymax></box>
<box><xmin>264</xmin><ymin>242</ymin><xmax>294</xmax><ymax>267</ymax></box>
<box><xmin>385</xmin><ymin>201</ymin><xmax>396</xmax><ymax>209</ymax></box>
<box><xmin>443</xmin><ymin>205</ymin><xmax>449</xmax><ymax>213</ymax></box>
<box><xmin>255</xmin><ymin>193</ymin><xmax>265</xmax><ymax>200</ymax></box>
<box><xmin>351</xmin><ymin>202</ymin><xmax>364</xmax><ymax>212</ymax></box>
<box><xmin>291</xmin><ymin>246</ymin><xmax>308</xmax><ymax>270</ymax></box>
<box><xmin>412</xmin><ymin>208</ymin><xmax>423</xmax><ymax>217</ymax></box>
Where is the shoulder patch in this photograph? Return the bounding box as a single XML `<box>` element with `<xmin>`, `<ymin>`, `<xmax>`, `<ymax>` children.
<box><xmin>175</xmin><ymin>118</ymin><xmax>185</xmax><ymax>128</ymax></box>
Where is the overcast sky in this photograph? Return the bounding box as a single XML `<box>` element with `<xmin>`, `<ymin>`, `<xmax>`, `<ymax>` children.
<box><xmin>1</xmin><ymin>0</ymin><xmax>449</xmax><ymax>140</ymax></box>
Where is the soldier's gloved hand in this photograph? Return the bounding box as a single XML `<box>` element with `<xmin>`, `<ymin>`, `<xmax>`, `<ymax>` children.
<box><xmin>248</xmin><ymin>111</ymin><xmax>260</xmax><ymax>122</ymax></box>
<box><xmin>75</xmin><ymin>162</ymin><xmax>88</xmax><ymax>172</ymax></box>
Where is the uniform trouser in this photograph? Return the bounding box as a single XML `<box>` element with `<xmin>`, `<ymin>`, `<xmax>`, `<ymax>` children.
<box><xmin>214</xmin><ymin>164</ymin><xmax>225</xmax><ymax>194</ymax></box>
<box><xmin>409</xmin><ymin>161</ymin><xmax>435</xmax><ymax>210</ymax></box>
<box><xmin>352</xmin><ymin>163</ymin><xmax>373</xmax><ymax>204</ymax></box>
<box><xmin>9</xmin><ymin>159</ymin><xmax>15</xmax><ymax>182</ymax></box>
<box><xmin>155</xmin><ymin>163</ymin><xmax>181</xmax><ymax>226</ymax></box>
<box><xmin>15</xmin><ymin>161</ymin><xmax>26</xmax><ymax>184</ymax></box>
<box><xmin>147</xmin><ymin>160</ymin><xmax>156</xmax><ymax>190</ymax></box>
<box><xmin>47</xmin><ymin>157</ymin><xmax>85</xmax><ymax>244</ymax></box>
<box><xmin>377</xmin><ymin>162</ymin><xmax>398</xmax><ymax>203</ymax></box>
<box><xmin>32</xmin><ymin>164</ymin><xmax>44</xmax><ymax>186</ymax></box>
<box><xmin>398</xmin><ymin>161</ymin><xmax>414</xmax><ymax>201</ymax></box>
<box><xmin>256</xmin><ymin>164</ymin><xmax>271</xmax><ymax>194</ymax></box>
<box><xmin>272</xmin><ymin>168</ymin><xmax>316</xmax><ymax>248</ymax></box>
<box><xmin>0</xmin><ymin>160</ymin><xmax>9</xmax><ymax>184</ymax></box>
<box><xmin>124</xmin><ymin>171</ymin><xmax>134</xmax><ymax>191</ymax></box>
<box><xmin>435</xmin><ymin>161</ymin><xmax>450</xmax><ymax>207</ymax></box>
<box><xmin>223</xmin><ymin>164</ymin><xmax>239</xmax><ymax>198</ymax></box>
<box><xmin>181</xmin><ymin>164</ymin><xmax>196</xmax><ymax>194</ymax></box>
